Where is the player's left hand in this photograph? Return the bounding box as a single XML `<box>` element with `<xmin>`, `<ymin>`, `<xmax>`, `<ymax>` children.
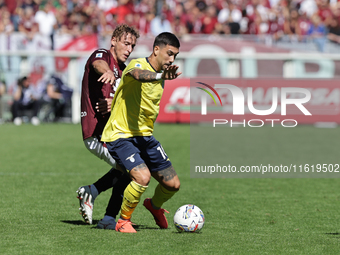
<box><xmin>161</xmin><ymin>65</ymin><xmax>182</xmax><ymax>80</ymax></box>
<box><xmin>95</xmin><ymin>98</ymin><xmax>112</xmax><ymax>114</ymax></box>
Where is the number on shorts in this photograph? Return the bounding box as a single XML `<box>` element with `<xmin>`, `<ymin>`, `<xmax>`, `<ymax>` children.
<box><xmin>157</xmin><ymin>146</ymin><xmax>167</xmax><ymax>159</ymax></box>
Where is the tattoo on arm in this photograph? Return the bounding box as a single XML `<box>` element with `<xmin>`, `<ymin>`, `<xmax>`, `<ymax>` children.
<box><xmin>129</xmin><ymin>69</ymin><xmax>158</xmax><ymax>82</ymax></box>
<box><xmin>132</xmin><ymin>163</ymin><xmax>148</xmax><ymax>172</ymax></box>
<box><xmin>157</xmin><ymin>166</ymin><xmax>177</xmax><ymax>182</ymax></box>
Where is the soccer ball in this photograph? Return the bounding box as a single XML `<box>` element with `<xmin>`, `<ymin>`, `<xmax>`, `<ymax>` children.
<box><xmin>173</xmin><ymin>204</ymin><xmax>205</xmax><ymax>233</ymax></box>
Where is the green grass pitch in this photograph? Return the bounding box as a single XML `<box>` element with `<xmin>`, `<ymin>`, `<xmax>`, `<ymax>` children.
<box><xmin>1</xmin><ymin>123</ymin><xmax>340</xmax><ymax>254</ymax></box>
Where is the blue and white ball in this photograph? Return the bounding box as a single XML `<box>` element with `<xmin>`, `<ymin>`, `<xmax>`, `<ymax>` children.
<box><xmin>173</xmin><ymin>204</ymin><xmax>205</xmax><ymax>233</ymax></box>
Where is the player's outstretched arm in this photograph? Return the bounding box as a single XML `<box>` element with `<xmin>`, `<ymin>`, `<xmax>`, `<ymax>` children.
<box><xmin>93</xmin><ymin>60</ymin><xmax>116</xmax><ymax>85</ymax></box>
<box><xmin>129</xmin><ymin>65</ymin><xmax>181</xmax><ymax>82</ymax></box>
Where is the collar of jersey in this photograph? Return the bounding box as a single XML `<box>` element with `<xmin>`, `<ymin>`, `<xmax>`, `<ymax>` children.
<box><xmin>145</xmin><ymin>57</ymin><xmax>157</xmax><ymax>72</ymax></box>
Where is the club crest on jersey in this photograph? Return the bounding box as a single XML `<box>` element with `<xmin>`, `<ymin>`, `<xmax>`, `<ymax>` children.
<box><xmin>126</xmin><ymin>153</ymin><xmax>136</xmax><ymax>163</ymax></box>
<box><xmin>95</xmin><ymin>53</ymin><xmax>103</xmax><ymax>58</ymax></box>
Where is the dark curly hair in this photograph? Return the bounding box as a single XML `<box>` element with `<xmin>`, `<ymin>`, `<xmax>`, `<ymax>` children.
<box><xmin>153</xmin><ymin>32</ymin><xmax>180</xmax><ymax>49</ymax></box>
<box><xmin>111</xmin><ymin>24</ymin><xmax>140</xmax><ymax>41</ymax></box>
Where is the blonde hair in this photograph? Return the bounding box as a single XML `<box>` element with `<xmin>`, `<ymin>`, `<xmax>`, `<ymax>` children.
<box><xmin>111</xmin><ymin>24</ymin><xmax>140</xmax><ymax>41</ymax></box>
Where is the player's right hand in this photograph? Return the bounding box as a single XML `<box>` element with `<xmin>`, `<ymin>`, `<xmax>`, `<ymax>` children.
<box><xmin>161</xmin><ymin>65</ymin><xmax>182</xmax><ymax>80</ymax></box>
<box><xmin>98</xmin><ymin>70</ymin><xmax>116</xmax><ymax>85</ymax></box>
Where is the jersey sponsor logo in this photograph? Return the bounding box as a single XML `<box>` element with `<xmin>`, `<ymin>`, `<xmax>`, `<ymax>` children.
<box><xmin>126</xmin><ymin>153</ymin><xmax>136</xmax><ymax>163</ymax></box>
<box><xmin>95</xmin><ymin>53</ymin><xmax>103</xmax><ymax>58</ymax></box>
<box><xmin>81</xmin><ymin>111</ymin><xmax>87</xmax><ymax>117</ymax></box>
<box><xmin>135</xmin><ymin>63</ymin><xmax>141</xmax><ymax>68</ymax></box>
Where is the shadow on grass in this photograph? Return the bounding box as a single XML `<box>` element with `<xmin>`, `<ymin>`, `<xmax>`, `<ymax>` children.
<box><xmin>61</xmin><ymin>220</ymin><xmax>99</xmax><ymax>225</ymax></box>
<box><xmin>173</xmin><ymin>231</ymin><xmax>203</xmax><ymax>234</ymax></box>
<box><xmin>325</xmin><ymin>232</ymin><xmax>340</xmax><ymax>235</ymax></box>
<box><xmin>88</xmin><ymin>224</ymin><xmax>160</xmax><ymax>231</ymax></box>
<box><xmin>133</xmin><ymin>225</ymin><xmax>159</xmax><ymax>230</ymax></box>
<box><xmin>61</xmin><ymin>220</ymin><xmax>174</xmax><ymax>231</ymax></box>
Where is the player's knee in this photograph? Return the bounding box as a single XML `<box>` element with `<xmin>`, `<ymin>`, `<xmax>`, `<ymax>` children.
<box><xmin>172</xmin><ymin>179</ymin><xmax>180</xmax><ymax>191</ymax></box>
<box><xmin>137</xmin><ymin>174</ymin><xmax>151</xmax><ymax>186</ymax></box>
<box><xmin>130</xmin><ymin>164</ymin><xmax>151</xmax><ymax>186</ymax></box>
<box><xmin>164</xmin><ymin>178</ymin><xmax>180</xmax><ymax>192</ymax></box>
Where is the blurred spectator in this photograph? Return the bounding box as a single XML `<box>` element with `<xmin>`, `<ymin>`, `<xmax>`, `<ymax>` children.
<box><xmin>186</xmin><ymin>6</ymin><xmax>203</xmax><ymax>33</ymax></box>
<box><xmin>300</xmin><ymin>0</ymin><xmax>318</xmax><ymax>18</ymax></box>
<box><xmin>172</xmin><ymin>16</ymin><xmax>189</xmax><ymax>37</ymax></box>
<box><xmin>218</xmin><ymin>1</ymin><xmax>242</xmax><ymax>34</ymax></box>
<box><xmin>19</xmin><ymin>0</ymin><xmax>39</xmax><ymax>12</ymax></box>
<box><xmin>67</xmin><ymin>0</ymin><xmax>81</xmax><ymax>13</ymax></box>
<box><xmin>283</xmin><ymin>8</ymin><xmax>303</xmax><ymax>41</ymax></box>
<box><xmin>327</xmin><ymin>17</ymin><xmax>340</xmax><ymax>43</ymax></box>
<box><xmin>182</xmin><ymin>0</ymin><xmax>197</xmax><ymax>15</ymax></box>
<box><xmin>34</xmin><ymin>1</ymin><xmax>57</xmax><ymax>49</ymax></box>
<box><xmin>0</xmin><ymin>7</ymin><xmax>14</xmax><ymax>33</ymax></box>
<box><xmin>214</xmin><ymin>21</ymin><xmax>231</xmax><ymax>34</ymax></box>
<box><xmin>11</xmin><ymin>76</ymin><xmax>41</xmax><ymax>126</ymax></box>
<box><xmin>0</xmin><ymin>80</ymin><xmax>5</xmax><ymax>96</ymax></box>
<box><xmin>150</xmin><ymin>13</ymin><xmax>172</xmax><ymax>36</ymax></box>
<box><xmin>134</xmin><ymin>0</ymin><xmax>155</xmax><ymax>14</ymax></box>
<box><xmin>316</xmin><ymin>0</ymin><xmax>333</xmax><ymax>27</ymax></box>
<box><xmin>105</xmin><ymin>0</ymin><xmax>134</xmax><ymax>24</ymax></box>
<box><xmin>4</xmin><ymin>0</ymin><xmax>18</xmax><ymax>30</ymax></box>
<box><xmin>39</xmin><ymin>75</ymin><xmax>73</xmax><ymax>122</ymax></box>
<box><xmin>245</xmin><ymin>0</ymin><xmax>269</xmax><ymax>26</ymax></box>
<box><xmin>138</xmin><ymin>11</ymin><xmax>154</xmax><ymax>35</ymax></box>
<box><xmin>18</xmin><ymin>7</ymin><xmax>39</xmax><ymax>40</ymax></box>
<box><xmin>248</xmin><ymin>10</ymin><xmax>269</xmax><ymax>34</ymax></box>
<box><xmin>98</xmin><ymin>9</ymin><xmax>119</xmax><ymax>36</ymax></box>
<box><xmin>161</xmin><ymin>1</ymin><xmax>174</xmax><ymax>23</ymax></box>
<box><xmin>4</xmin><ymin>0</ymin><xmax>16</xmax><ymax>15</ymax></box>
<box><xmin>54</xmin><ymin>5</ymin><xmax>68</xmax><ymax>34</ymax></box>
<box><xmin>201</xmin><ymin>5</ymin><xmax>218</xmax><ymax>34</ymax></box>
<box><xmin>124</xmin><ymin>12</ymin><xmax>138</xmax><ymax>28</ymax></box>
<box><xmin>307</xmin><ymin>14</ymin><xmax>328</xmax><ymax>52</ymax></box>
<box><xmin>267</xmin><ymin>13</ymin><xmax>284</xmax><ymax>41</ymax></box>
<box><xmin>62</xmin><ymin>11</ymin><xmax>80</xmax><ymax>36</ymax></box>
<box><xmin>0</xmin><ymin>80</ymin><xmax>6</xmax><ymax>123</ymax></box>
<box><xmin>97</xmin><ymin>0</ymin><xmax>118</xmax><ymax>12</ymax></box>
<box><xmin>196</xmin><ymin>0</ymin><xmax>207</xmax><ymax>12</ymax></box>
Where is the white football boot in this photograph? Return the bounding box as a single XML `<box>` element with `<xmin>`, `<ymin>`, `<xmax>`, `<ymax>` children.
<box><xmin>76</xmin><ymin>186</ymin><xmax>95</xmax><ymax>224</ymax></box>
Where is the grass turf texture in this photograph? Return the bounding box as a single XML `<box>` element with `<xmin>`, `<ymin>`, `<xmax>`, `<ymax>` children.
<box><xmin>0</xmin><ymin>123</ymin><xmax>340</xmax><ymax>254</ymax></box>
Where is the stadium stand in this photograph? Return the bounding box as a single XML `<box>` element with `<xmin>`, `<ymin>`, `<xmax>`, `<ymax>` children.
<box><xmin>0</xmin><ymin>0</ymin><xmax>339</xmax><ymax>41</ymax></box>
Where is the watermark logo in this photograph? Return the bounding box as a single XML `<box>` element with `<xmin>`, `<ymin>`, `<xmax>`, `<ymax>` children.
<box><xmin>198</xmin><ymin>83</ymin><xmax>311</xmax><ymax>116</ymax></box>
<box><xmin>196</xmin><ymin>82</ymin><xmax>312</xmax><ymax>127</ymax></box>
<box><xmin>196</xmin><ymin>82</ymin><xmax>222</xmax><ymax>115</ymax></box>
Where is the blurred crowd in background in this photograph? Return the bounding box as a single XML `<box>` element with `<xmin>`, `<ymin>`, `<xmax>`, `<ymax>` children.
<box><xmin>0</xmin><ymin>0</ymin><xmax>340</xmax><ymax>45</ymax></box>
<box><xmin>0</xmin><ymin>74</ymin><xmax>73</xmax><ymax>125</ymax></box>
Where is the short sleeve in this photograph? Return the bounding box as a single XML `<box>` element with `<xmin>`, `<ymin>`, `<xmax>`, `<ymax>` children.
<box><xmin>88</xmin><ymin>49</ymin><xmax>111</xmax><ymax>66</ymax></box>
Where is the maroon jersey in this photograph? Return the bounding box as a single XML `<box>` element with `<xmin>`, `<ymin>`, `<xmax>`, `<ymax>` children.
<box><xmin>81</xmin><ymin>49</ymin><xmax>125</xmax><ymax>140</ymax></box>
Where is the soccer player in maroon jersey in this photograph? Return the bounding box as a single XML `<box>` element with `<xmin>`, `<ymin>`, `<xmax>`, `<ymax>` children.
<box><xmin>76</xmin><ymin>24</ymin><xmax>139</xmax><ymax>229</ymax></box>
